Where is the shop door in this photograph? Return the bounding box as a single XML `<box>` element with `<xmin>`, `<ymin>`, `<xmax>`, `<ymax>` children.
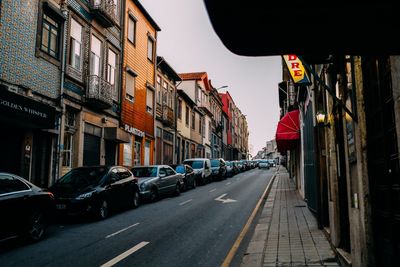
<box><xmin>83</xmin><ymin>134</ymin><xmax>101</xmax><ymax>166</ymax></box>
<box><xmin>144</xmin><ymin>140</ymin><xmax>151</xmax><ymax>166</ymax></box>
<box><xmin>303</xmin><ymin>106</ymin><xmax>318</xmax><ymax>213</ymax></box>
<box><xmin>0</xmin><ymin>126</ymin><xmax>23</xmax><ymax>175</ymax></box>
<box><xmin>105</xmin><ymin>141</ymin><xmax>116</xmax><ymax>166</ymax></box>
<box><xmin>363</xmin><ymin>56</ymin><xmax>400</xmax><ymax>267</ymax></box>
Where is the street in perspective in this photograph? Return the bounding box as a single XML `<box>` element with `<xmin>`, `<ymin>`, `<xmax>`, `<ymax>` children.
<box><xmin>1</xmin><ymin>1</ymin><xmax>400</xmax><ymax>267</ymax></box>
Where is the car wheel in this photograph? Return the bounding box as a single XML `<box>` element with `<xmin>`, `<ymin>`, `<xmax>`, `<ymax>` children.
<box><xmin>27</xmin><ymin>211</ymin><xmax>46</xmax><ymax>241</ymax></box>
<box><xmin>132</xmin><ymin>190</ymin><xmax>140</xmax><ymax>209</ymax></box>
<box><xmin>174</xmin><ymin>183</ymin><xmax>181</xmax><ymax>196</ymax></box>
<box><xmin>98</xmin><ymin>200</ymin><xmax>109</xmax><ymax>220</ymax></box>
<box><xmin>182</xmin><ymin>180</ymin><xmax>188</xmax><ymax>192</ymax></box>
<box><xmin>150</xmin><ymin>188</ymin><xmax>158</xmax><ymax>202</ymax></box>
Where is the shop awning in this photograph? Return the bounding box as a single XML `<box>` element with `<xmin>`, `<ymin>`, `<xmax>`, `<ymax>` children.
<box><xmin>276</xmin><ymin>109</ymin><xmax>300</xmax><ymax>152</ymax></box>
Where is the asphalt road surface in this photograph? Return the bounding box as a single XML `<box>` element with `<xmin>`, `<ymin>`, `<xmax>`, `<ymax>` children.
<box><xmin>0</xmin><ymin>168</ymin><xmax>275</xmax><ymax>267</ymax></box>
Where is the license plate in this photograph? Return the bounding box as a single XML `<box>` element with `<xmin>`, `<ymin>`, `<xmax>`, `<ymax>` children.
<box><xmin>56</xmin><ymin>204</ymin><xmax>67</xmax><ymax>210</ymax></box>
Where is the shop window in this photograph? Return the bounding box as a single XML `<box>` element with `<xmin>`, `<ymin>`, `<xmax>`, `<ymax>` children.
<box><xmin>123</xmin><ymin>139</ymin><xmax>132</xmax><ymax>166</ymax></box>
<box><xmin>134</xmin><ymin>141</ymin><xmax>141</xmax><ymax>166</ymax></box>
<box><xmin>191</xmin><ymin>112</ymin><xmax>195</xmax><ymax>130</ymax></box>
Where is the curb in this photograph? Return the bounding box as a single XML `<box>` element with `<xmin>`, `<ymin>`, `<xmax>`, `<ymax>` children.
<box><xmin>221</xmin><ymin>169</ymin><xmax>279</xmax><ymax>267</ymax></box>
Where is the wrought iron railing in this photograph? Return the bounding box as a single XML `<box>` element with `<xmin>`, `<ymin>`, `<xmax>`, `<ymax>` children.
<box><xmin>90</xmin><ymin>0</ymin><xmax>116</xmax><ymax>27</ymax></box>
<box><xmin>86</xmin><ymin>75</ymin><xmax>114</xmax><ymax>107</ymax></box>
<box><xmin>162</xmin><ymin>106</ymin><xmax>174</xmax><ymax>126</ymax></box>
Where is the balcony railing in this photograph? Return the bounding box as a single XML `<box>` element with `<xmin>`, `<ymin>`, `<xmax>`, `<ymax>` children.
<box><xmin>162</xmin><ymin>106</ymin><xmax>174</xmax><ymax>127</ymax></box>
<box><xmin>90</xmin><ymin>0</ymin><xmax>116</xmax><ymax>28</ymax></box>
<box><xmin>86</xmin><ymin>75</ymin><xmax>114</xmax><ymax>109</ymax></box>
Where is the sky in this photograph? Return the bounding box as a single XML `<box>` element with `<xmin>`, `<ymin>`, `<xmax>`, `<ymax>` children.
<box><xmin>140</xmin><ymin>0</ymin><xmax>282</xmax><ymax>156</ymax></box>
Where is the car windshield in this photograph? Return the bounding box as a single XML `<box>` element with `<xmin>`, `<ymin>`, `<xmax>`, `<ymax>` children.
<box><xmin>57</xmin><ymin>167</ymin><xmax>108</xmax><ymax>187</ymax></box>
<box><xmin>175</xmin><ymin>165</ymin><xmax>185</xmax><ymax>174</ymax></box>
<box><xmin>211</xmin><ymin>160</ymin><xmax>220</xmax><ymax>167</ymax></box>
<box><xmin>131</xmin><ymin>167</ymin><xmax>158</xmax><ymax>178</ymax></box>
<box><xmin>184</xmin><ymin>160</ymin><xmax>203</xmax><ymax>169</ymax></box>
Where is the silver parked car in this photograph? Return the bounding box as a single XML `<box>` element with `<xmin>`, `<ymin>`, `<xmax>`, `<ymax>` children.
<box><xmin>258</xmin><ymin>160</ymin><xmax>270</xmax><ymax>169</ymax></box>
<box><xmin>131</xmin><ymin>165</ymin><xmax>184</xmax><ymax>202</ymax></box>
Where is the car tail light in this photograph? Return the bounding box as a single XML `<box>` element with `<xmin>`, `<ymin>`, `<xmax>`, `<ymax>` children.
<box><xmin>47</xmin><ymin>192</ymin><xmax>54</xmax><ymax>199</ymax></box>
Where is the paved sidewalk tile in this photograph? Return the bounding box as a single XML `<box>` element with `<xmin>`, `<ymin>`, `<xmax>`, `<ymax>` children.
<box><xmin>240</xmin><ymin>168</ymin><xmax>340</xmax><ymax>267</ymax></box>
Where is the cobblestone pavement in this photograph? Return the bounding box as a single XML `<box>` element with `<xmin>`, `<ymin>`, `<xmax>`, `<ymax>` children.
<box><xmin>241</xmin><ymin>168</ymin><xmax>340</xmax><ymax>267</ymax></box>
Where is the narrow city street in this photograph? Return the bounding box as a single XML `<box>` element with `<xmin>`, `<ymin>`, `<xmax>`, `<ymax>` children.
<box><xmin>0</xmin><ymin>168</ymin><xmax>274</xmax><ymax>267</ymax></box>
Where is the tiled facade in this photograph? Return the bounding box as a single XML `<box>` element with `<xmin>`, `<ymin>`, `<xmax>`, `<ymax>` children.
<box><xmin>0</xmin><ymin>0</ymin><xmax>60</xmax><ymax>98</ymax></box>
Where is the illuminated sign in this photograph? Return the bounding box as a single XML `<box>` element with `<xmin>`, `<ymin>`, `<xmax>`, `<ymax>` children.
<box><xmin>282</xmin><ymin>55</ymin><xmax>310</xmax><ymax>84</ymax></box>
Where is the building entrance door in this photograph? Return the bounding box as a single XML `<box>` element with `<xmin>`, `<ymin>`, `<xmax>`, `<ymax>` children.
<box><xmin>144</xmin><ymin>140</ymin><xmax>151</xmax><ymax>166</ymax></box>
<box><xmin>363</xmin><ymin>56</ymin><xmax>400</xmax><ymax>267</ymax></box>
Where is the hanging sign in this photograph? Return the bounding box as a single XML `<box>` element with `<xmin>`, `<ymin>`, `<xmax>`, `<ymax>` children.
<box><xmin>282</xmin><ymin>55</ymin><xmax>310</xmax><ymax>84</ymax></box>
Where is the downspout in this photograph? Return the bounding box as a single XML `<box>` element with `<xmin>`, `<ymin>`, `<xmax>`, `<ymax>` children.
<box><xmin>56</xmin><ymin>1</ymin><xmax>68</xmax><ymax>182</ymax></box>
<box><xmin>118</xmin><ymin>0</ymin><xmax>126</xmax><ymax>165</ymax></box>
<box><xmin>174</xmin><ymin>80</ymin><xmax>182</xmax><ymax>164</ymax></box>
<box><xmin>152</xmin><ymin>31</ymin><xmax>158</xmax><ymax>165</ymax></box>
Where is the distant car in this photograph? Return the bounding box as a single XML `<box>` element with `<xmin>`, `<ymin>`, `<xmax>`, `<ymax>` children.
<box><xmin>170</xmin><ymin>164</ymin><xmax>196</xmax><ymax>191</ymax></box>
<box><xmin>183</xmin><ymin>158</ymin><xmax>212</xmax><ymax>185</ymax></box>
<box><xmin>0</xmin><ymin>172</ymin><xmax>55</xmax><ymax>242</ymax></box>
<box><xmin>50</xmin><ymin>166</ymin><xmax>140</xmax><ymax>220</ymax></box>
<box><xmin>268</xmin><ymin>159</ymin><xmax>276</xmax><ymax>167</ymax></box>
<box><xmin>258</xmin><ymin>160</ymin><xmax>270</xmax><ymax>169</ymax></box>
<box><xmin>225</xmin><ymin>161</ymin><xmax>235</xmax><ymax>177</ymax></box>
<box><xmin>210</xmin><ymin>158</ymin><xmax>227</xmax><ymax>181</ymax></box>
<box><xmin>131</xmin><ymin>165</ymin><xmax>184</xmax><ymax>202</ymax></box>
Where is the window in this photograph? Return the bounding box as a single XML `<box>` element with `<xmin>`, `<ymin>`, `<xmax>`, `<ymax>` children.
<box><xmin>90</xmin><ymin>35</ymin><xmax>102</xmax><ymax>76</ymax></box>
<box><xmin>107</xmin><ymin>49</ymin><xmax>117</xmax><ymax>100</ymax></box>
<box><xmin>191</xmin><ymin>112</ymin><xmax>195</xmax><ymax>130</ymax></box>
<box><xmin>147</xmin><ymin>36</ymin><xmax>154</xmax><ymax>61</ymax></box>
<box><xmin>202</xmin><ymin>117</ymin><xmax>205</xmax><ymax>137</ymax></box>
<box><xmin>185</xmin><ymin>106</ymin><xmax>190</xmax><ymax>125</ymax></box>
<box><xmin>163</xmin><ymin>131</ymin><xmax>174</xmax><ymax>142</ymax></box>
<box><xmin>69</xmin><ymin>18</ymin><xmax>82</xmax><ymax>70</ymax></box>
<box><xmin>128</xmin><ymin>15</ymin><xmax>136</xmax><ymax>44</ymax></box>
<box><xmin>146</xmin><ymin>88</ymin><xmax>154</xmax><ymax>113</ymax></box>
<box><xmin>169</xmin><ymin>88</ymin><xmax>173</xmax><ymax>108</ymax></box>
<box><xmin>178</xmin><ymin>100</ymin><xmax>182</xmax><ymax>120</ymax></box>
<box><xmin>162</xmin><ymin>81</ymin><xmax>168</xmax><ymax>104</ymax></box>
<box><xmin>0</xmin><ymin>175</ymin><xmax>30</xmax><ymax>195</ymax></box>
<box><xmin>209</xmin><ymin>122</ymin><xmax>212</xmax><ymax>141</ymax></box>
<box><xmin>41</xmin><ymin>13</ymin><xmax>60</xmax><ymax>58</ymax></box>
<box><xmin>199</xmin><ymin>116</ymin><xmax>202</xmax><ymax>134</ymax></box>
<box><xmin>62</xmin><ymin>133</ymin><xmax>73</xmax><ymax>170</ymax></box>
<box><xmin>156</xmin><ymin>75</ymin><xmax>161</xmax><ymax>103</ymax></box>
<box><xmin>126</xmin><ymin>72</ymin><xmax>135</xmax><ymax>102</ymax></box>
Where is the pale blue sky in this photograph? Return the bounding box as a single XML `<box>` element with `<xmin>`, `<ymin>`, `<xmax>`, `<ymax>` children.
<box><xmin>141</xmin><ymin>0</ymin><xmax>282</xmax><ymax>155</ymax></box>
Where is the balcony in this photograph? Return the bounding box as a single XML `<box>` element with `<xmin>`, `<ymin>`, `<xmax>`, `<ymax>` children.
<box><xmin>89</xmin><ymin>0</ymin><xmax>116</xmax><ymax>28</ymax></box>
<box><xmin>86</xmin><ymin>75</ymin><xmax>114</xmax><ymax>109</ymax></box>
<box><xmin>162</xmin><ymin>106</ymin><xmax>174</xmax><ymax>127</ymax></box>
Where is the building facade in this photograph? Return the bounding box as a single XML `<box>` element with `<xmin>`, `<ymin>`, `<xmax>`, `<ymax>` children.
<box><xmin>155</xmin><ymin>56</ymin><xmax>181</xmax><ymax>164</ymax></box>
<box><xmin>0</xmin><ymin>0</ymin><xmax>61</xmax><ymax>187</ymax></box>
<box><xmin>58</xmin><ymin>0</ymin><xmax>129</xmax><ymax>179</ymax></box>
<box><xmin>119</xmin><ymin>0</ymin><xmax>160</xmax><ymax>167</ymax></box>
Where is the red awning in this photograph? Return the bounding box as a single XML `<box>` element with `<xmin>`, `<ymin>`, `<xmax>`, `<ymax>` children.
<box><xmin>276</xmin><ymin>109</ymin><xmax>300</xmax><ymax>152</ymax></box>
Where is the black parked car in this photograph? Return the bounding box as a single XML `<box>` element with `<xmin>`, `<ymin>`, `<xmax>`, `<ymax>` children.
<box><xmin>210</xmin><ymin>158</ymin><xmax>227</xmax><ymax>181</ymax></box>
<box><xmin>170</xmin><ymin>164</ymin><xmax>196</xmax><ymax>191</ymax></box>
<box><xmin>0</xmin><ymin>172</ymin><xmax>55</xmax><ymax>242</ymax></box>
<box><xmin>50</xmin><ymin>166</ymin><xmax>140</xmax><ymax>220</ymax></box>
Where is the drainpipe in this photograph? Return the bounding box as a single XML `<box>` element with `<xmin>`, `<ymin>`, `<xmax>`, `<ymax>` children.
<box><xmin>118</xmin><ymin>0</ymin><xmax>126</xmax><ymax>166</ymax></box>
<box><xmin>56</xmin><ymin>1</ymin><xmax>68</xmax><ymax>182</ymax></box>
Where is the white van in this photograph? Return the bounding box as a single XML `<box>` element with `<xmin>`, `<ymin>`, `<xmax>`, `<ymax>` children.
<box><xmin>182</xmin><ymin>158</ymin><xmax>212</xmax><ymax>185</ymax></box>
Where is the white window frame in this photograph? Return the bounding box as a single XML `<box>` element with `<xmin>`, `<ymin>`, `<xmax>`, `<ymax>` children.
<box><xmin>107</xmin><ymin>48</ymin><xmax>117</xmax><ymax>101</ymax></box>
<box><xmin>69</xmin><ymin>18</ymin><xmax>82</xmax><ymax>70</ymax></box>
<box><xmin>146</xmin><ymin>88</ymin><xmax>154</xmax><ymax>114</ymax></box>
<box><xmin>126</xmin><ymin>71</ymin><xmax>135</xmax><ymax>102</ymax></box>
<box><xmin>90</xmin><ymin>35</ymin><xmax>102</xmax><ymax>76</ymax></box>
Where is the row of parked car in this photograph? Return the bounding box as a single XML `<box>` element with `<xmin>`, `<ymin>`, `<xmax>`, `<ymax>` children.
<box><xmin>0</xmin><ymin>158</ymin><xmax>276</xmax><ymax>243</ymax></box>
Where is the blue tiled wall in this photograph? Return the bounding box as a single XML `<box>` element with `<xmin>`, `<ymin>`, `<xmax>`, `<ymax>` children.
<box><xmin>0</xmin><ymin>0</ymin><xmax>60</xmax><ymax>99</ymax></box>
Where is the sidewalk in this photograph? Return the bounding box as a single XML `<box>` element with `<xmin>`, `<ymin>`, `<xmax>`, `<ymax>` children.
<box><xmin>241</xmin><ymin>168</ymin><xmax>340</xmax><ymax>267</ymax></box>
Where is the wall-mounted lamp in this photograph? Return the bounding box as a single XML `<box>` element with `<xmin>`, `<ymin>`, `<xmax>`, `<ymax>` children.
<box><xmin>316</xmin><ymin>111</ymin><xmax>330</xmax><ymax>127</ymax></box>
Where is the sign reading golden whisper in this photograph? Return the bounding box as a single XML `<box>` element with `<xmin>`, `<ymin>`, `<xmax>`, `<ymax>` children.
<box><xmin>282</xmin><ymin>55</ymin><xmax>310</xmax><ymax>84</ymax></box>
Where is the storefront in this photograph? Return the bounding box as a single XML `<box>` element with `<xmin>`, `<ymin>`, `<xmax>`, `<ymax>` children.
<box><xmin>120</xmin><ymin>124</ymin><xmax>154</xmax><ymax>167</ymax></box>
<box><xmin>0</xmin><ymin>89</ymin><xmax>57</xmax><ymax>187</ymax></box>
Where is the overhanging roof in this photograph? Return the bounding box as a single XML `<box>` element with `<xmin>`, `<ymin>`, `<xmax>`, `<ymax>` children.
<box><xmin>203</xmin><ymin>1</ymin><xmax>400</xmax><ymax>56</ymax></box>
